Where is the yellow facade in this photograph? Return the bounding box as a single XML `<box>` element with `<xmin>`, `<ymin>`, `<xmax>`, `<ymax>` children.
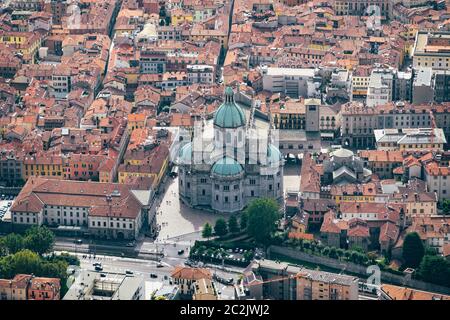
<box><xmin>0</xmin><ymin>33</ymin><xmax>41</xmax><ymax>63</ymax></box>
<box><xmin>23</xmin><ymin>163</ymin><xmax>63</xmax><ymax>181</ymax></box>
<box><xmin>118</xmin><ymin>157</ymin><xmax>168</xmax><ymax>188</ymax></box>
<box><xmin>171</xmin><ymin>14</ymin><xmax>193</xmax><ymax>26</ymax></box>
<box><xmin>333</xmin><ymin>195</ymin><xmax>375</xmax><ymax>204</ymax></box>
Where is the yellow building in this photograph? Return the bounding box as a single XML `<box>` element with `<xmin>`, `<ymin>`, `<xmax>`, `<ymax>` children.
<box><xmin>331</xmin><ymin>183</ymin><xmax>376</xmax><ymax>205</ymax></box>
<box><xmin>171</xmin><ymin>9</ymin><xmax>193</xmax><ymax>26</ymax></box>
<box><xmin>192</xmin><ymin>278</ymin><xmax>218</xmax><ymax>300</ymax></box>
<box><xmin>189</xmin><ymin>29</ymin><xmax>229</xmax><ymax>49</ymax></box>
<box><xmin>23</xmin><ymin>155</ymin><xmax>63</xmax><ymax>181</ymax></box>
<box><xmin>118</xmin><ymin>145</ymin><xmax>169</xmax><ymax>188</ymax></box>
<box><xmin>0</xmin><ymin>32</ymin><xmax>42</xmax><ymax>64</ymax></box>
<box><xmin>127</xmin><ymin>114</ymin><xmax>147</xmax><ymax>133</ymax></box>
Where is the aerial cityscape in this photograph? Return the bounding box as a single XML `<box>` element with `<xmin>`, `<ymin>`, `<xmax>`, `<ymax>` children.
<box><xmin>0</xmin><ymin>0</ymin><xmax>449</xmax><ymax>305</ymax></box>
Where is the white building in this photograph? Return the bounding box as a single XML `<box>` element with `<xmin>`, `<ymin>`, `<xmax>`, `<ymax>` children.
<box><xmin>187</xmin><ymin>65</ymin><xmax>214</xmax><ymax>85</ymax></box>
<box><xmin>261</xmin><ymin>66</ymin><xmax>320</xmax><ymax>98</ymax></box>
<box><xmin>366</xmin><ymin>68</ymin><xmax>394</xmax><ymax>107</ymax></box>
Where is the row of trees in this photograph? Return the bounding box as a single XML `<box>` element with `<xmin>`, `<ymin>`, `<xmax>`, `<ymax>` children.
<box><xmin>202</xmin><ymin>198</ymin><xmax>280</xmax><ymax>245</ymax></box>
<box><xmin>283</xmin><ymin>237</ymin><xmax>376</xmax><ymax>267</ymax></box>
<box><xmin>0</xmin><ymin>226</ymin><xmax>55</xmax><ymax>256</ymax></box>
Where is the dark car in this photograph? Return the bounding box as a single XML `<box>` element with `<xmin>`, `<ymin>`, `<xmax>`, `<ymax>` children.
<box><xmin>125</xmin><ymin>270</ymin><xmax>133</xmax><ymax>275</ymax></box>
<box><xmin>150</xmin><ymin>273</ymin><xmax>158</xmax><ymax>278</ymax></box>
<box><xmin>227</xmin><ymin>278</ymin><xmax>234</xmax><ymax>285</ymax></box>
<box><xmin>156</xmin><ymin>263</ymin><xmax>164</xmax><ymax>268</ymax></box>
<box><xmin>177</xmin><ymin>249</ymin><xmax>185</xmax><ymax>255</ymax></box>
<box><xmin>100</xmin><ymin>273</ymin><xmax>107</xmax><ymax>278</ymax></box>
<box><xmin>95</xmin><ymin>266</ymin><xmax>103</xmax><ymax>271</ymax></box>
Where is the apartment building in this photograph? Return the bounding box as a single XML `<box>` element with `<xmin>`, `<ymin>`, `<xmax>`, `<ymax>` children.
<box><xmin>424</xmin><ymin>162</ymin><xmax>450</xmax><ymax>202</ymax></box>
<box><xmin>374</xmin><ymin>128</ymin><xmax>447</xmax><ymax>152</ymax></box>
<box><xmin>261</xmin><ymin>66</ymin><xmax>320</xmax><ymax>99</ymax></box>
<box><xmin>367</xmin><ymin>68</ymin><xmax>394</xmax><ymax>107</ymax></box>
<box><xmin>296</xmin><ymin>269</ymin><xmax>359</xmax><ymax>300</ymax></box>
<box><xmin>342</xmin><ymin>101</ymin><xmax>450</xmax><ymax>149</ymax></box>
<box><xmin>412</xmin><ymin>31</ymin><xmax>450</xmax><ymax>71</ymax></box>
<box><xmin>333</xmin><ymin>0</ymin><xmax>390</xmax><ymax>18</ymax></box>
<box><xmin>187</xmin><ymin>65</ymin><xmax>215</xmax><ymax>85</ymax></box>
<box><xmin>249</xmin><ymin>259</ymin><xmax>359</xmax><ymax>300</ymax></box>
<box><xmin>0</xmin><ymin>274</ymin><xmax>60</xmax><ymax>301</ymax></box>
<box><xmin>351</xmin><ymin>66</ymin><xmax>372</xmax><ymax>99</ymax></box>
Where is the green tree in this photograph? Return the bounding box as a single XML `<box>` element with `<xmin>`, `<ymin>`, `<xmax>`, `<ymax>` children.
<box><xmin>228</xmin><ymin>215</ymin><xmax>239</xmax><ymax>234</ymax></box>
<box><xmin>202</xmin><ymin>223</ymin><xmax>213</xmax><ymax>239</ymax></box>
<box><xmin>1</xmin><ymin>233</ymin><xmax>24</xmax><ymax>254</ymax></box>
<box><xmin>402</xmin><ymin>232</ymin><xmax>425</xmax><ymax>268</ymax></box>
<box><xmin>240</xmin><ymin>212</ymin><xmax>248</xmax><ymax>230</ymax></box>
<box><xmin>24</xmin><ymin>226</ymin><xmax>55</xmax><ymax>255</ymax></box>
<box><xmin>329</xmin><ymin>247</ymin><xmax>338</xmax><ymax>259</ymax></box>
<box><xmin>418</xmin><ymin>255</ymin><xmax>450</xmax><ymax>287</ymax></box>
<box><xmin>246</xmin><ymin>198</ymin><xmax>280</xmax><ymax>245</ymax></box>
<box><xmin>442</xmin><ymin>199</ymin><xmax>450</xmax><ymax>215</ymax></box>
<box><xmin>214</xmin><ymin>218</ymin><xmax>228</xmax><ymax>237</ymax></box>
<box><xmin>0</xmin><ymin>249</ymin><xmax>42</xmax><ymax>279</ymax></box>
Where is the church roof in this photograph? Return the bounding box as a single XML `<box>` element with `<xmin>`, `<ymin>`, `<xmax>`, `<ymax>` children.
<box><xmin>212</xmin><ymin>156</ymin><xmax>243</xmax><ymax>176</ymax></box>
<box><xmin>178</xmin><ymin>142</ymin><xmax>192</xmax><ymax>164</ymax></box>
<box><xmin>213</xmin><ymin>87</ymin><xmax>246</xmax><ymax>129</ymax></box>
<box><xmin>331</xmin><ymin>148</ymin><xmax>354</xmax><ymax>158</ymax></box>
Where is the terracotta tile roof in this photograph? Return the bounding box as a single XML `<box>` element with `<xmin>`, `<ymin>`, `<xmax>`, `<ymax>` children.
<box><xmin>379</xmin><ymin>222</ymin><xmax>400</xmax><ymax>243</ymax></box>
<box><xmin>347</xmin><ymin>224</ymin><xmax>370</xmax><ymax>238</ymax></box>
<box><xmin>381</xmin><ymin>284</ymin><xmax>450</xmax><ymax>300</ymax></box>
<box><xmin>11</xmin><ymin>177</ymin><xmax>143</xmax><ymax>219</ymax></box>
<box><xmin>171</xmin><ymin>266</ymin><xmax>212</xmax><ymax>280</ymax></box>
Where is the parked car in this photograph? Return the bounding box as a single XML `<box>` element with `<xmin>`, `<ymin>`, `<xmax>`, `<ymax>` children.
<box><xmin>100</xmin><ymin>273</ymin><xmax>106</xmax><ymax>278</ymax></box>
<box><xmin>74</xmin><ymin>239</ymin><xmax>83</xmax><ymax>244</ymax></box>
<box><xmin>150</xmin><ymin>273</ymin><xmax>158</xmax><ymax>278</ymax></box>
<box><xmin>177</xmin><ymin>249</ymin><xmax>185</xmax><ymax>255</ymax></box>
<box><xmin>126</xmin><ymin>242</ymin><xmax>135</xmax><ymax>247</ymax></box>
<box><xmin>95</xmin><ymin>266</ymin><xmax>103</xmax><ymax>271</ymax></box>
<box><xmin>156</xmin><ymin>263</ymin><xmax>164</xmax><ymax>268</ymax></box>
<box><xmin>125</xmin><ymin>270</ymin><xmax>133</xmax><ymax>275</ymax></box>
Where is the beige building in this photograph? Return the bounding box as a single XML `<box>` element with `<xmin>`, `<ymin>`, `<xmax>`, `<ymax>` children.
<box><xmin>296</xmin><ymin>269</ymin><xmax>359</xmax><ymax>300</ymax></box>
<box><xmin>193</xmin><ymin>278</ymin><xmax>218</xmax><ymax>300</ymax></box>
<box><xmin>171</xmin><ymin>266</ymin><xmax>212</xmax><ymax>297</ymax></box>
<box><xmin>413</xmin><ymin>31</ymin><xmax>450</xmax><ymax>71</ymax></box>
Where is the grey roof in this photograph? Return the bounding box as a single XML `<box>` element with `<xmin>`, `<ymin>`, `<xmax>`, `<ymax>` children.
<box><xmin>298</xmin><ymin>269</ymin><xmax>359</xmax><ymax>286</ymax></box>
<box><xmin>333</xmin><ymin>165</ymin><xmax>357</xmax><ymax>181</ymax></box>
<box><xmin>414</xmin><ymin>67</ymin><xmax>433</xmax><ymax>86</ymax></box>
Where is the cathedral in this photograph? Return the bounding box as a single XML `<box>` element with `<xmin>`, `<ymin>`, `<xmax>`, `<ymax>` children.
<box><xmin>176</xmin><ymin>87</ymin><xmax>284</xmax><ymax>213</ymax></box>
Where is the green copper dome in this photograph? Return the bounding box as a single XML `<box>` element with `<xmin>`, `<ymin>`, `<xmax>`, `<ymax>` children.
<box><xmin>178</xmin><ymin>142</ymin><xmax>192</xmax><ymax>164</ymax></box>
<box><xmin>213</xmin><ymin>87</ymin><xmax>246</xmax><ymax>128</ymax></box>
<box><xmin>266</xmin><ymin>144</ymin><xmax>282</xmax><ymax>165</ymax></box>
<box><xmin>212</xmin><ymin>157</ymin><xmax>244</xmax><ymax>176</ymax></box>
